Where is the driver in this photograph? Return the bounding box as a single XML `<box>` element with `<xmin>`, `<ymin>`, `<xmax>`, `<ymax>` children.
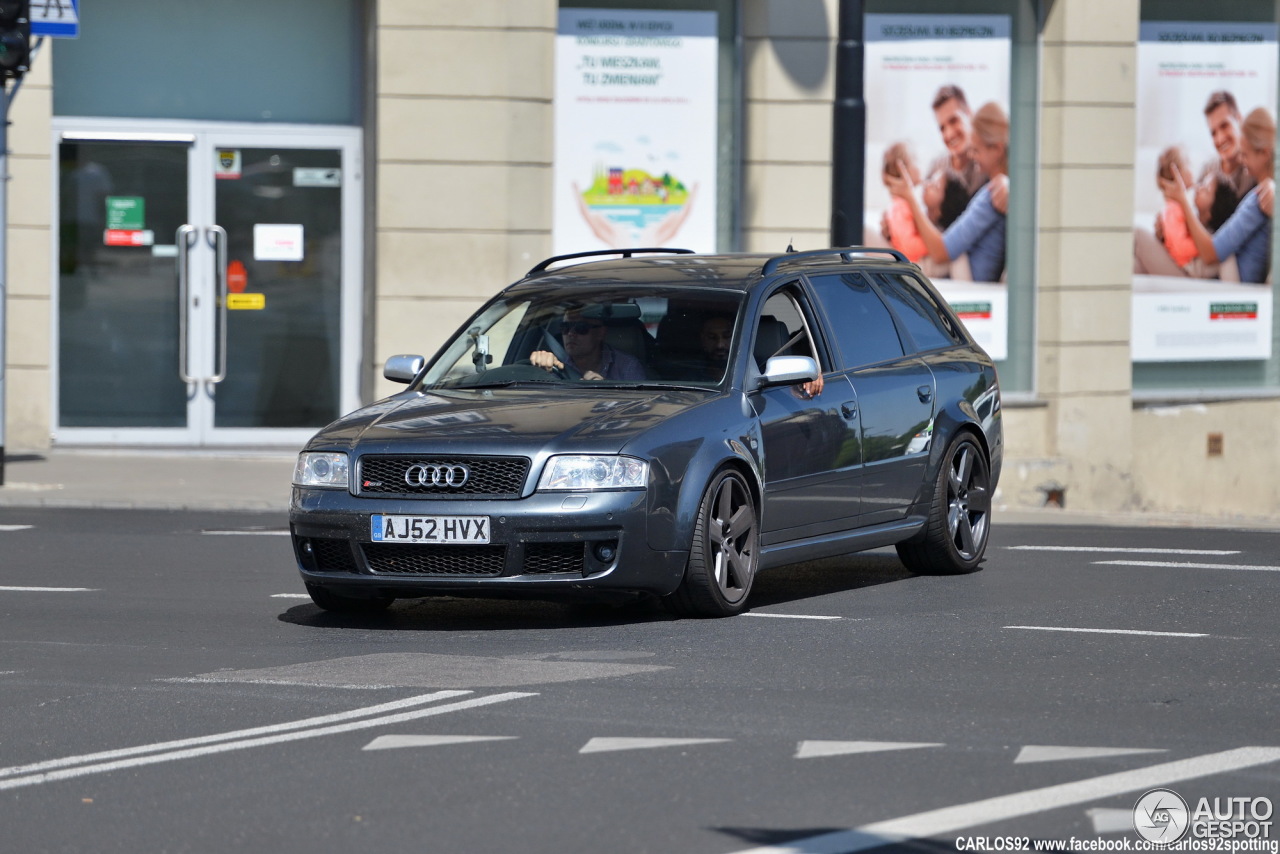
<box><xmin>530</xmin><ymin>308</ymin><xmax>646</xmax><ymax>381</ymax></box>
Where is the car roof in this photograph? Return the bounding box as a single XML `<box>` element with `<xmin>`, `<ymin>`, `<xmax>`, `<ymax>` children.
<box><xmin>516</xmin><ymin>248</ymin><xmax>916</xmax><ymax>293</ymax></box>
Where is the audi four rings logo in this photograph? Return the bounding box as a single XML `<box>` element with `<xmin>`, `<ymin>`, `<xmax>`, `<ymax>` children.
<box><xmin>404</xmin><ymin>463</ymin><xmax>471</xmax><ymax>488</ymax></box>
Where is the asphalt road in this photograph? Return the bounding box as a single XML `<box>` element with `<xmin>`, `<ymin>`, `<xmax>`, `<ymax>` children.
<box><xmin>1</xmin><ymin>508</ymin><xmax>1277</xmax><ymax>853</ymax></box>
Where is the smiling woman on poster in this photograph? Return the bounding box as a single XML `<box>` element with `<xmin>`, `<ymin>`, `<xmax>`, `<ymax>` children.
<box><xmin>1161</xmin><ymin>106</ymin><xmax>1275</xmax><ymax>285</ymax></box>
<box><xmin>886</xmin><ymin>101</ymin><xmax>1009</xmax><ymax>283</ymax></box>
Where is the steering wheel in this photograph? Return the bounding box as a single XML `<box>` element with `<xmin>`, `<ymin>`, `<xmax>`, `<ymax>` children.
<box><xmin>515</xmin><ymin>358</ymin><xmax>568</xmax><ymax>380</ymax></box>
<box><xmin>540</xmin><ymin>328</ymin><xmax>582</xmax><ymax>379</ymax></box>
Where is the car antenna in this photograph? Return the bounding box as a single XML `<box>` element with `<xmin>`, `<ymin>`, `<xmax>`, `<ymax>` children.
<box><xmin>785</xmin><ymin>239</ymin><xmax>796</xmax><ymax>253</ymax></box>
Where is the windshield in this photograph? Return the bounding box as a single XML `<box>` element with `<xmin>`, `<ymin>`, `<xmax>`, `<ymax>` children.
<box><xmin>421</xmin><ymin>286</ymin><xmax>744</xmax><ymax>390</ymax></box>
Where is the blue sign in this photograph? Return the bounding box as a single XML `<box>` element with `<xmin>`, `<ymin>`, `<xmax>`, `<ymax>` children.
<box><xmin>31</xmin><ymin>0</ymin><xmax>80</xmax><ymax>39</ymax></box>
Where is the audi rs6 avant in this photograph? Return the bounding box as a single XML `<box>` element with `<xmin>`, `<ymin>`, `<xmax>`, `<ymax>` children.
<box><xmin>290</xmin><ymin>247</ymin><xmax>1003</xmax><ymax>617</ymax></box>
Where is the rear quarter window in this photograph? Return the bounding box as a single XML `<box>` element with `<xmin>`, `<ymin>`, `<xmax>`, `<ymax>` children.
<box><xmin>873</xmin><ymin>272</ymin><xmax>967</xmax><ymax>353</ymax></box>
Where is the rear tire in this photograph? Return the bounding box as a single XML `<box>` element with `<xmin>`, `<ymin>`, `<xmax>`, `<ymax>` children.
<box><xmin>305</xmin><ymin>583</ymin><xmax>394</xmax><ymax>614</ymax></box>
<box><xmin>664</xmin><ymin>469</ymin><xmax>759</xmax><ymax>617</ymax></box>
<box><xmin>897</xmin><ymin>432</ymin><xmax>991</xmax><ymax>575</ymax></box>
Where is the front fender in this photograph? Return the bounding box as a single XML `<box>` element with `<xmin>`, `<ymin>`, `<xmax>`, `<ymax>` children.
<box><xmin>637</xmin><ymin>396</ymin><xmax>762</xmax><ymax>552</ymax></box>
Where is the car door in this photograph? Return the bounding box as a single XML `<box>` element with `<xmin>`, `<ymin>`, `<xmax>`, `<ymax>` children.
<box><xmin>806</xmin><ymin>271</ymin><xmax>936</xmax><ymax>526</ymax></box>
<box><xmin>749</xmin><ymin>284</ymin><xmax>863</xmax><ymax>544</ymax></box>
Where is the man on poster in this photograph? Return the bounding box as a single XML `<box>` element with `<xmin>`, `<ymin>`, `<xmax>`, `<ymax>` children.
<box><xmin>1134</xmin><ymin>90</ymin><xmax>1264</xmax><ymax>279</ymax></box>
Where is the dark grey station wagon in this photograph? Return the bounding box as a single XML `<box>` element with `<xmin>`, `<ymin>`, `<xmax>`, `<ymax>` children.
<box><xmin>290</xmin><ymin>248</ymin><xmax>1003</xmax><ymax>617</ymax></box>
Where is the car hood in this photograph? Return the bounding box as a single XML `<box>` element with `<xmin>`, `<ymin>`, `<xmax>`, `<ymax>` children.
<box><xmin>308</xmin><ymin>386</ymin><xmax>715</xmax><ymax>456</ymax></box>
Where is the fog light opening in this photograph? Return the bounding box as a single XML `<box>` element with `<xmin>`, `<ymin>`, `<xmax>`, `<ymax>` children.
<box><xmin>593</xmin><ymin>541</ymin><xmax>619</xmax><ymax>563</ymax></box>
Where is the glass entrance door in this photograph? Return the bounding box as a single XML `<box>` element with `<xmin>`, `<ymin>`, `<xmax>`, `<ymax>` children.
<box><xmin>55</xmin><ymin>123</ymin><xmax>363</xmax><ymax>445</ymax></box>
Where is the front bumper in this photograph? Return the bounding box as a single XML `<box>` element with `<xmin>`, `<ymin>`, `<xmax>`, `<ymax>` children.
<box><xmin>289</xmin><ymin>486</ymin><xmax>689</xmax><ymax>601</ymax></box>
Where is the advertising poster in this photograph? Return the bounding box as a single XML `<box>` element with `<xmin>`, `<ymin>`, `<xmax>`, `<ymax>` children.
<box><xmin>864</xmin><ymin>14</ymin><xmax>1011</xmax><ymax>359</ymax></box>
<box><xmin>553</xmin><ymin>8</ymin><xmax>718</xmax><ymax>255</ymax></box>
<box><xmin>1132</xmin><ymin>22</ymin><xmax>1277</xmax><ymax>362</ymax></box>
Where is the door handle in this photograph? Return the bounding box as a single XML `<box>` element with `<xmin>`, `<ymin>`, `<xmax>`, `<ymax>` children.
<box><xmin>205</xmin><ymin>225</ymin><xmax>229</xmax><ymax>386</ymax></box>
<box><xmin>176</xmin><ymin>224</ymin><xmax>199</xmax><ymax>383</ymax></box>
<box><xmin>917</xmin><ymin>385</ymin><xmax>933</xmax><ymax>404</ymax></box>
<box><xmin>840</xmin><ymin>402</ymin><xmax>858</xmax><ymax>419</ymax></box>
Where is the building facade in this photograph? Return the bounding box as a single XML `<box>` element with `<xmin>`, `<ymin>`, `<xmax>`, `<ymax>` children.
<box><xmin>4</xmin><ymin>0</ymin><xmax>1279</xmax><ymax>519</ymax></box>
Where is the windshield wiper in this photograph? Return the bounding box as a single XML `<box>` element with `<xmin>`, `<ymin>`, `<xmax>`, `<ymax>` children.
<box><xmin>592</xmin><ymin>381</ymin><xmax>713</xmax><ymax>392</ymax></box>
<box><xmin>436</xmin><ymin>378</ymin><xmax>563</xmax><ymax>391</ymax></box>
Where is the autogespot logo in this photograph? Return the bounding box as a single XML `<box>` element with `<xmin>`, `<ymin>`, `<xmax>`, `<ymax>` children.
<box><xmin>1135</xmin><ymin>788</ymin><xmax>1192</xmax><ymax>843</ymax></box>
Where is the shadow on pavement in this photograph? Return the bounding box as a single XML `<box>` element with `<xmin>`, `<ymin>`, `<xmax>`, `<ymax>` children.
<box><xmin>277</xmin><ymin>550</ymin><xmax>917</xmax><ymax>631</ymax></box>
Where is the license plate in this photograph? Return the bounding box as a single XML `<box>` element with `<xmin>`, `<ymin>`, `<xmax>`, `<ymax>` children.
<box><xmin>371</xmin><ymin>515</ymin><xmax>490</xmax><ymax>544</ymax></box>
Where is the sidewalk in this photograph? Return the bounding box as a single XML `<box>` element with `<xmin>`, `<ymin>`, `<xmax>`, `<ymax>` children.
<box><xmin>0</xmin><ymin>449</ymin><xmax>298</xmax><ymax>512</ymax></box>
<box><xmin>0</xmin><ymin>448</ymin><xmax>1277</xmax><ymax>530</ymax></box>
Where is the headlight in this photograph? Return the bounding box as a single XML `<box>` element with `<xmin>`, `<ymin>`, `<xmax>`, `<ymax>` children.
<box><xmin>293</xmin><ymin>452</ymin><xmax>350</xmax><ymax>488</ymax></box>
<box><xmin>537</xmin><ymin>455</ymin><xmax>648</xmax><ymax>491</ymax></box>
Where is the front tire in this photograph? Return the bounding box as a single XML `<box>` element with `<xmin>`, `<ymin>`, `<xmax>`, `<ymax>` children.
<box><xmin>665</xmin><ymin>469</ymin><xmax>759</xmax><ymax>617</ymax></box>
<box><xmin>305</xmin><ymin>583</ymin><xmax>394</xmax><ymax>614</ymax></box>
<box><xmin>897</xmin><ymin>432</ymin><xmax>992</xmax><ymax>575</ymax></box>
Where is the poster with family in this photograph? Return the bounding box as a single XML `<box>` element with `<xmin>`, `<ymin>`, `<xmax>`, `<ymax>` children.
<box><xmin>552</xmin><ymin>8</ymin><xmax>718</xmax><ymax>255</ymax></box>
<box><xmin>863</xmin><ymin>14</ymin><xmax>1011</xmax><ymax>359</ymax></box>
<box><xmin>1132</xmin><ymin>22</ymin><xmax>1277</xmax><ymax>362</ymax></box>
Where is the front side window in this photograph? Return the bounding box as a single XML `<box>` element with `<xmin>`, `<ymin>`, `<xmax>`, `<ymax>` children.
<box><xmin>754</xmin><ymin>287</ymin><xmax>824</xmax><ymax>372</ymax></box>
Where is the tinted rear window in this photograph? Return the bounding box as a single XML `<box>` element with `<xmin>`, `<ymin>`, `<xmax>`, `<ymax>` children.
<box><xmin>806</xmin><ymin>273</ymin><xmax>906</xmax><ymax>368</ymax></box>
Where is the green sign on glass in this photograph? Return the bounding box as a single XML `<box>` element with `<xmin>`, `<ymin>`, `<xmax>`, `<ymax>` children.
<box><xmin>105</xmin><ymin>196</ymin><xmax>145</xmax><ymax>230</ymax></box>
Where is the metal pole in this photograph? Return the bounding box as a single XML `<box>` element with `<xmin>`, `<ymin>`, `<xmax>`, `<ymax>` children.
<box><xmin>830</xmin><ymin>0</ymin><xmax>865</xmax><ymax>248</ymax></box>
<box><xmin>0</xmin><ymin>80</ymin><xmax>8</xmax><ymax>486</ymax></box>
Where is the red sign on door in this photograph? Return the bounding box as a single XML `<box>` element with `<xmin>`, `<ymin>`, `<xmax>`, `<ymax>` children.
<box><xmin>227</xmin><ymin>259</ymin><xmax>248</xmax><ymax>293</ymax></box>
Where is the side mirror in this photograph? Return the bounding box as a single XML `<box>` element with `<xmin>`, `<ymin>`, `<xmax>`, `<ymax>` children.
<box><xmin>383</xmin><ymin>354</ymin><xmax>425</xmax><ymax>384</ymax></box>
<box><xmin>759</xmin><ymin>355</ymin><xmax>818</xmax><ymax>388</ymax></box>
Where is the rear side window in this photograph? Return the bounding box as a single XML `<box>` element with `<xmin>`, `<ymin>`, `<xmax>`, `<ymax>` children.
<box><xmin>806</xmin><ymin>273</ymin><xmax>906</xmax><ymax>368</ymax></box>
<box><xmin>874</xmin><ymin>272</ymin><xmax>967</xmax><ymax>352</ymax></box>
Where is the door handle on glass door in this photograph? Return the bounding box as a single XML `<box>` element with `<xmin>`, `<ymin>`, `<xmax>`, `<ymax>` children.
<box><xmin>176</xmin><ymin>225</ymin><xmax>199</xmax><ymax>384</ymax></box>
<box><xmin>205</xmin><ymin>225</ymin><xmax>229</xmax><ymax>386</ymax></box>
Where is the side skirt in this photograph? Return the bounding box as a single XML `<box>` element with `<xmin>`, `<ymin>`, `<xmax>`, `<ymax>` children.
<box><xmin>758</xmin><ymin>516</ymin><xmax>927</xmax><ymax>571</ymax></box>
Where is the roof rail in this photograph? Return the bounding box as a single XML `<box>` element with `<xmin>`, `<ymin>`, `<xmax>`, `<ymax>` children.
<box><xmin>761</xmin><ymin>246</ymin><xmax>908</xmax><ymax>277</ymax></box>
<box><xmin>528</xmin><ymin>247</ymin><xmax>695</xmax><ymax>275</ymax></box>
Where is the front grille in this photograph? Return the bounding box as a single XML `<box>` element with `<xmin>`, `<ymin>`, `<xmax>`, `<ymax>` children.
<box><xmin>522</xmin><ymin>542</ymin><xmax>586</xmax><ymax>575</ymax></box>
<box><xmin>356</xmin><ymin>455</ymin><xmax>530</xmax><ymax>499</ymax></box>
<box><xmin>362</xmin><ymin>543</ymin><xmax>507</xmax><ymax>576</ymax></box>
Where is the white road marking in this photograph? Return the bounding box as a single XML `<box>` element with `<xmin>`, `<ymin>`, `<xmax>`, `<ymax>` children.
<box><xmin>745</xmin><ymin>613</ymin><xmax>842</xmax><ymax>621</ymax></box>
<box><xmin>0</xmin><ymin>586</ymin><xmax>97</xmax><ymax>593</ymax></box>
<box><xmin>579</xmin><ymin>737</ymin><xmax>731</xmax><ymax>754</ymax></box>
<box><xmin>0</xmin><ymin>690</ymin><xmax>472</xmax><ymax>779</ymax></box>
<box><xmin>271</xmin><ymin>594</ymin><xmax>310</xmax><ymax>599</ymax></box>
<box><xmin>796</xmin><ymin>741</ymin><xmax>943</xmax><ymax>759</ymax></box>
<box><xmin>363</xmin><ymin>734</ymin><xmax>517</xmax><ymax>751</ymax></box>
<box><xmin>0</xmin><ymin>524</ymin><xmax>33</xmax><ymax>532</ymax></box>
<box><xmin>726</xmin><ymin>746</ymin><xmax>1280</xmax><ymax>854</ymax></box>
<box><xmin>1005</xmin><ymin>626</ymin><xmax>1208</xmax><ymax>638</ymax></box>
<box><xmin>1088</xmin><ymin>807</ymin><xmax>1138</xmax><ymax>835</ymax></box>
<box><xmin>202</xmin><ymin>530</ymin><xmax>290</xmax><ymax>536</ymax></box>
<box><xmin>0</xmin><ymin>691</ymin><xmax>536</xmax><ymax>791</ymax></box>
<box><xmin>0</xmin><ymin>689</ymin><xmax>471</xmax><ymax>781</ymax></box>
<box><xmin>1008</xmin><ymin>546</ymin><xmax>1238</xmax><ymax>555</ymax></box>
<box><xmin>1095</xmin><ymin>560</ymin><xmax>1280</xmax><ymax>572</ymax></box>
<box><xmin>1014</xmin><ymin>745</ymin><xmax>1167</xmax><ymax>764</ymax></box>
